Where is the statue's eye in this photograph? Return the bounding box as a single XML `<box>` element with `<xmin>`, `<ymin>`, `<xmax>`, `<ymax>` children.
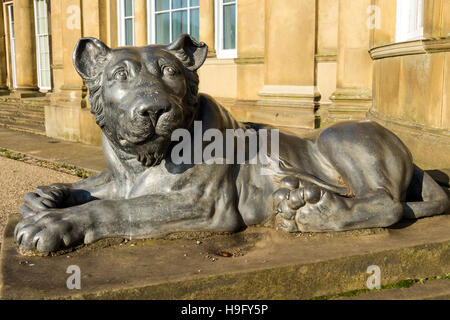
<box><xmin>162</xmin><ymin>66</ymin><xmax>177</xmax><ymax>77</ymax></box>
<box><xmin>113</xmin><ymin>69</ymin><xmax>129</xmax><ymax>81</ymax></box>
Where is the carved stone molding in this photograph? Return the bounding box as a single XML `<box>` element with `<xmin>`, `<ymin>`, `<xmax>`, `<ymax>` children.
<box><xmin>234</xmin><ymin>56</ymin><xmax>265</xmax><ymax>65</ymax></box>
<box><xmin>369</xmin><ymin>37</ymin><xmax>450</xmax><ymax>60</ymax></box>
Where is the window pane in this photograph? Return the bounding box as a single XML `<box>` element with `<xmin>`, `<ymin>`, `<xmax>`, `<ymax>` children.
<box><xmin>172</xmin><ymin>0</ymin><xmax>187</xmax><ymax>9</ymax></box>
<box><xmin>223</xmin><ymin>0</ymin><xmax>235</xmax><ymax>3</ymax></box>
<box><xmin>36</xmin><ymin>2</ymin><xmax>43</xmax><ymax>33</ymax></box>
<box><xmin>42</xmin><ymin>71</ymin><xmax>51</xmax><ymax>88</ymax></box>
<box><xmin>190</xmin><ymin>0</ymin><xmax>199</xmax><ymax>6</ymax></box>
<box><xmin>41</xmin><ymin>17</ymin><xmax>49</xmax><ymax>35</ymax></box>
<box><xmin>35</xmin><ymin>0</ymin><xmax>49</xmax><ymax>36</ymax></box>
<box><xmin>39</xmin><ymin>36</ymin><xmax>48</xmax><ymax>53</ymax></box>
<box><xmin>155</xmin><ymin>0</ymin><xmax>170</xmax><ymax>11</ymax></box>
<box><xmin>190</xmin><ymin>8</ymin><xmax>199</xmax><ymax>41</ymax></box>
<box><xmin>39</xmin><ymin>0</ymin><xmax>47</xmax><ymax>18</ymax></box>
<box><xmin>125</xmin><ymin>18</ymin><xmax>133</xmax><ymax>45</ymax></box>
<box><xmin>9</xmin><ymin>6</ymin><xmax>14</xmax><ymax>38</ymax></box>
<box><xmin>124</xmin><ymin>0</ymin><xmax>133</xmax><ymax>17</ymax></box>
<box><xmin>155</xmin><ymin>13</ymin><xmax>170</xmax><ymax>44</ymax></box>
<box><xmin>172</xmin><ymin>10</ymin><xmax>188</xmax><ymax>41</ymax></box>
<box><xmin>41</xmin><ymin>51</ymin><xmax>50</xmax><ymax>70</ymax></box>
<box><xmin>223</xmin><ymin>3</ymin><xmax>236</xmax><ymax>50</ymax></box>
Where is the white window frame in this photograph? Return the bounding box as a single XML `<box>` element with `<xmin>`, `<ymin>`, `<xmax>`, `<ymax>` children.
<box><xmin>147</xmin><ymin>0</ymin><xmax>200</xmax><ymax>44</ymax></box>
<box><xmin>395</xmin><ymin>0</ymin><xmax>424</xmax><ymax>42</ymax></box>
<box><xmin>7</xmin><ymin>3</ymin><xmax>17</xmax><ymax>89</ymax></box>
<box><xmin>33</xmin><ymin>0</ymin><xmax>52</xmax><ymax>90</ymax></box>
<box><xmin>117</xmin><ymin>0</ymin><xmax>135</xmax><ymax>46</ymax></box>
<box><xmin>215</xmin><ymin>0</ymin><xmax>237</xmax><ymax>59</ymax></box>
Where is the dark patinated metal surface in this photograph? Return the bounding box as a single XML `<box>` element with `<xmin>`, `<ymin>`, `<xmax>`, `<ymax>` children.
<box><xmin>14</xmin><ymin>34</ymin><xmax>449</xmax><ymax>253</ymax></box>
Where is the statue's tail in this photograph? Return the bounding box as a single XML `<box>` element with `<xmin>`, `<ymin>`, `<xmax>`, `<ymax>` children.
<box><xmin>403</xmin><ymin>165</ymin><xmax>450</xmax><ymax>219</ymax></box>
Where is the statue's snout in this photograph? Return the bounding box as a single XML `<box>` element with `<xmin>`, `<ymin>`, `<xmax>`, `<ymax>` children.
<box><xmin>134</xmin><ymin>102</ymin><xmax>170</xmax><ymax>121</ymax></box>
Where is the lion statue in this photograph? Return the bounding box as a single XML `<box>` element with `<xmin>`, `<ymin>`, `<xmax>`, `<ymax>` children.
<box><xmin>15</xmin><ymin>34</ymin><xmax>449</xmax><ymax>253</ymax></box>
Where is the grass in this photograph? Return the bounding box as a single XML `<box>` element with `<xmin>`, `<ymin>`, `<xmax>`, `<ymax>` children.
<box><xmin>311</xmin><ymin>273</ymin><xmax>450</xmax><ymax>300</ymax></box>
<box><xmin>0</xmin><ymin>147</ymin><xmax>94</xmax><ymax>178</ymax></box>
<box><xmin>3</xmin><ymin>150</ymin><xmax>22</xmax><ymax>160</ymax></box>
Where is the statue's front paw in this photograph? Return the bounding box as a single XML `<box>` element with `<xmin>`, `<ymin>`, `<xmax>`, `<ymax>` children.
<box><xmin>20</xmin><ymin>186</ymin><xmax>70</xmax><ymax>218</ymax></box>
<box><xmin>272</xmin><ymin>176</ymin><xmax>324</xmax><ymax>233</ymax></box>
<box><xmin>14</xmin><ymin>209</ymin><xmax>88</xmax><ymax>253</ymax></box>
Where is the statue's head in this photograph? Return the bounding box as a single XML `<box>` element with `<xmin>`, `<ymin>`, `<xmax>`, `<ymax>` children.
<box><xmin>73</xmin><ymin>34</ymin><xmax>208</xmax><ymax>166</ymax></box>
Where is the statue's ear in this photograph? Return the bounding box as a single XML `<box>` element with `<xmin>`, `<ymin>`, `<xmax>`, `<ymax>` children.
<box><xmin>73</xmin><ymin>37</ymin><xmax>111</xmax><ymax>81</ymax></box>
<box><xmin>166</xmin><ymin>34</ymin><xmax>208</xmax><ymax>71</ymax></box>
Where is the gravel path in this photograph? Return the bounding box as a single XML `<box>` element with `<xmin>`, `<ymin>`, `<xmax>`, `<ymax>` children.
<box><xmin>0</xmin><ymin>156</ymin><xmax>79</xmax><ymax>246</ymax></box>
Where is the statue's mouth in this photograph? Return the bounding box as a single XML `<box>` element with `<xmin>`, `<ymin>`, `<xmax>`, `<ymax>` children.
<box><xmin>116</xmin><ymin>128</ymin><xmax>150</xmax><ymax>147</ymax></box>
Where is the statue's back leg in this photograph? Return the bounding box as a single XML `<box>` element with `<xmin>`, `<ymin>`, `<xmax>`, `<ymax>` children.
<box><xmin>316</xmin><ymin>121</ymin><xmax>414</xmax><ymax>200</ymax></box>
<box><xmin>274</xmin><ymin>121</ymin><xmax>421</xmax><ymax>232</ymax></box>
<box><xmin>403</xmin><ymin>165</ymin><xmax>449</xmax><ymax>219</ymax></box>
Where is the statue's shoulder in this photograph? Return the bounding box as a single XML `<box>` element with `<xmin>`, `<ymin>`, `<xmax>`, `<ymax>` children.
<box><xmin>198</xmin><ymin>93</ymin><xmax>220</xmax><ymax>109</ymax></box>
<box><xmin>198</xmin><ymin>93</ymin><xmax>239</xmax><ymax>129</ymax></box>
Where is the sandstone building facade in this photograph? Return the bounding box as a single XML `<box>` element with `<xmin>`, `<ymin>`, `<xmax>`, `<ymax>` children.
<box><xmin>0</xmin><ymin>0</ymin><xmax>449</xmax><ymax>169</ymax></box>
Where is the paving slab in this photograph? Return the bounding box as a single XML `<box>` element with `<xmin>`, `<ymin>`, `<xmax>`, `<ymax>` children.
<box><xmin>0</xmin><ymin>127</ymin><xmax>106</xmax><ymax>172</ymax></box>
<box><xmin>0</xmin><ymin>212</ymin><xmax>449</xmax><ymax>300</ymax></box>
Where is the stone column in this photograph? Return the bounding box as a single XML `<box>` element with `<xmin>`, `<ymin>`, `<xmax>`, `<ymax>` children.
<box><xmin>423</xmin><ymin>0</ymin><xmax>450</xmax><ymax>38</ymax></box>
<box><xmin>13</xmin><ymin>0</ymin><xmax>41</xmax><ymax>97</ymax></box>
<box><xmin>50</xmin><ymin>0</ymin><xmax>64</xmax><ymax>94</ymax></box>
<box><xmin>61</xmin><ymin>0</ymin><xmax>83</xmax><ymax>96</ymax></box>
<box><xmin>82</xmin><ymin>0</ymin><xmax>101</xmax><ymax>38</ymax></box>
<box><xmin>199</xmin><ymin>0</ymin><xmax>215</xmax><ymax>56</ymax></box>
<box><xmin>80</xmin><ymin>0</ymin><xmax>104</xmax><ymax>145</ymax></box>
<box><xmin>99</xmin><ymin>0</ymin><xmax>118</xmax><ymax>48</ymax></box>
<box><xmin>134</xmin><ymin>0</ymin><xmax>147</xmax><ymax>46</ymax></box>
<box><xmin>0</xmin><ymin>4</ymin><xmax>9</xmax><ymax>95</ymax></box>
<box><xmin>328</xmin><ymin>0</ymin><xmax>373</xmax><ymax>123</ymax></box>
<box><xmin>235</xmin><ymin>0</ymin><xmax>264</xmax><ymax>101</ymax></box>
<box><xmin>47</xmin><ymin>0</ymin><xmax>83</xmax><ymax>142</ymax></box>
<box><xmin>257</xmin><ymin>0</ymin><xmax>319</xmax><ymax>132</ymax></box>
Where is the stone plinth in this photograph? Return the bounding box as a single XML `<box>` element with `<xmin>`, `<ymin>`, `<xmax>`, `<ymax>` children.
<box><xmin>1</xmin><ymin>213</ymin><xmax>449</xmax><ymax>300</ymax></box>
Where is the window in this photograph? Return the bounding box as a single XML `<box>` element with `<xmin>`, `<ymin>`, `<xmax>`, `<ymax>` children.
<box><xmin>118</xmin><ymin>0</ymin><xmax>135</xmax><ymax>46</ymax></box>
<box><xmin>7</xmin><ymin>4</ymin><xmax>17</xmax><ymax>89</ymax></box>
<box><xmin>395</xmin><ymin>0</ymin><xmax>424</xmax><ymax>42</ymax></box>
<box><xmin>148</xmin><ymin>0</ymin><xmax>200</xmax><ymax>45</ymax></box>
<box><xmin>215</xmin><ymin>0</ymin><xmax>237</xmax><ymax>58</ymax></box>
<box><xmin>34</xmin><ymin>0</ymin><xmax>52</xmax><ymax>90</ymax></box>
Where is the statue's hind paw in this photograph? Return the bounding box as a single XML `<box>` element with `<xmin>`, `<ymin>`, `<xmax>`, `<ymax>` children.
<box><xmin>272</xmin><ymin>176</ymin><xmax>325</xmax><ymax>233</ymax></box>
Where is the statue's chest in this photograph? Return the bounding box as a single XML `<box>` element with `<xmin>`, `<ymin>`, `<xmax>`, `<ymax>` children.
<box><xmin>115</xmin><ymin>163</ymin><xmax>195</xmax><ymax>199</ymax></box>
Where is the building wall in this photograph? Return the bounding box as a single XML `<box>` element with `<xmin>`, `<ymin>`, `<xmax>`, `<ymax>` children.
<box><xmin>368</xmin><ymin>0</ymin><xmax>450</xmax><ymax>169</ymax></box>
<box><xmin>0</xmin><ymin>0</ymin><xmax>449</xmax><ymax>169</ymax></box>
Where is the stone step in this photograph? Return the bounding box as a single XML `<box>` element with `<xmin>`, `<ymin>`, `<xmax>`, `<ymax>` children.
<box><xmin>0</xmin><ymin>106</ymin><xmax>45</xmax><ymax>120</ymax></box>
<box><xmin>0</xmin><ymin>122</ymin><xmax>46</xmax><ymax>136</ymax></box>
<box><xmin>0</xmin><ymin>99</ymin><xmax>49</xmax><ymax>111</ymax></box>
<box><xmin>0</xmin><ymin>108</ymin><xmax>45</xmax><ymax>122</ymax></box>
<box><xmin>0</xmin><ymin>96</ymin><xmax>47</xmax><ymax>134</ymax></box>
<box><xmin>0</xmin><ymin>115</ymin><xmax>44</xmax><ymax>128</ymax></box>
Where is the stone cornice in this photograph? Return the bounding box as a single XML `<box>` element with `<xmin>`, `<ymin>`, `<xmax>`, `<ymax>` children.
<box><xmin>315</xmin><ymin>53</ymin><xmax>337</xmax><ymax>62</ymax></box>
<box><xmin>234</xmin><ymin>56</ymin><xmax>265</xmax><ymax>65</ymax></box>
<box><xmin>258</xmin><ymin>85</ymin><xmax>320</xmax><ymax>101</ymax></box>
<box><xmin>369</xmin><ymin>37</ymin><xmax>450</xmax><ymax>60</ymax></box>
<box><xmin>330</xmin><ymin>88</ymin><xmax>372</xmax><ymax>102</ymax></box>
<box><xmin>51</xmin><ymin>64</ymin><xmax>64</xmax><ymax>70</ymax></box>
